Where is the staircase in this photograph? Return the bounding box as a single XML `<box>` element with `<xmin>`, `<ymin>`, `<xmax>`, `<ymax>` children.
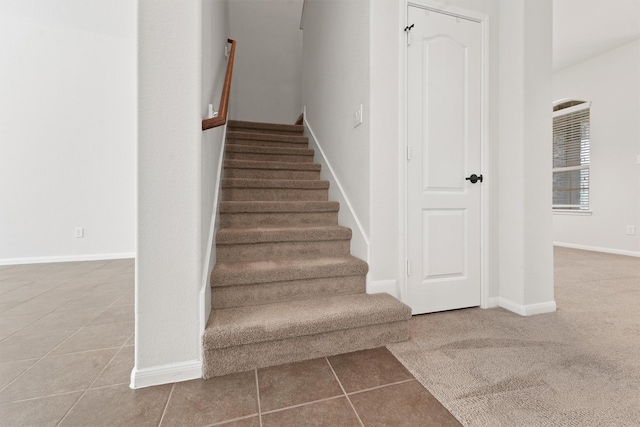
<box><xmin>202</xmin><ymin>120</ymin><xmax>412</xmax><ymax>378</ymax></box>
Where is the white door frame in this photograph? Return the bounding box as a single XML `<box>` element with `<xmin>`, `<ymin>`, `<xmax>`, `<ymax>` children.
<box><xmin>399</xmin><ymin>0</ymin><xmax>491</xmax><ymax>310</ymax></box>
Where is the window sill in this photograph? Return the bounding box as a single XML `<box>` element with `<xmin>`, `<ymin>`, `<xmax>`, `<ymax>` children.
<box><xmin>553</xmin><ymin>210</ymin><xmax>592</xmax><ymax>216</ymax></box>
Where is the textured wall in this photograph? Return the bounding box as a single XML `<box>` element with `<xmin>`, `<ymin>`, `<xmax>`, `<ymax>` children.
<box><xmin>0</xmin><ymin>0</ymin><xmax>136</xmax><ymax>264</ymax></box>
<box><xmin>135</xmin><ymin>0</ymin><xmax>232</xmax><ymax>387</ymax></box>
<box><xmin>498</xmin><ymin>0</ymin><xmax>555</xmax><ymax>311</ymax></box>
<box><xmin>229</xmin><ymin>0</ymin><xmax>303</xmax><ymax>123</ymax></box>
<box><xmin>302</xmin><ymin>0</ymin><xmax>371</xmax><ymax>257</ymax></box>
<box><xmin>553</xmin><ymin>39</ymin><xmax>640</xmax><ymax>256</ymax></box>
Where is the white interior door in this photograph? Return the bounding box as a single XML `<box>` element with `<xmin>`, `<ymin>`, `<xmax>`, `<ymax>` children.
<box><xmin>406</xmin><ymin>6</ymin><xmax>482</xmax><ymax>315</ymax></box>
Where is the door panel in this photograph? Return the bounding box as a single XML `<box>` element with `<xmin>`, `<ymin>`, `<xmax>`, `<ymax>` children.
<box><xmin>407</xmin><ymin>6</ymin><xmax>482</xmax><ymax>314</ymax></box>
<box><xmin>422</xmin><ymin>37</ymin><xmax>466</xmax><ymax>191</ymax></box>
<box><xmin>422</xmin><ymin>209</ymin><xmax>466</xmax><ymax>279</ymax></box>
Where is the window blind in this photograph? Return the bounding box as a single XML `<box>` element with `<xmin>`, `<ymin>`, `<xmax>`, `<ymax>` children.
<box><xmin>552</xmin><ymin>103</ymin><xmax>590</xmax><ymax>210</ymax></box>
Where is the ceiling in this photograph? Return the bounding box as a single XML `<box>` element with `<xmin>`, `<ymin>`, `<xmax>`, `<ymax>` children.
<box><xmin>554</xmin><ymin>0</ymin><xmax>640</xmax><ymax>71</ymax></box>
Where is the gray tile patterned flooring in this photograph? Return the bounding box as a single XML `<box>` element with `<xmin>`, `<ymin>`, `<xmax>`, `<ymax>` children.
<box><xmin>0</xmin><ymin>259</ymin><xmax>457</xmax><ymax>426</ymax></box>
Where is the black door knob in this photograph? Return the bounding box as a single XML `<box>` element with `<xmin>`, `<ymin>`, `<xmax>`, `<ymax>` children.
<box><xmin>465</xmin><ymin>174</ymin><xmax>483</xmax><ymax>184</ymax></box>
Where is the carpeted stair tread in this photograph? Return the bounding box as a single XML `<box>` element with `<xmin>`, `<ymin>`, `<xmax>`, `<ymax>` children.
<box><xmin>222</xmin><ymin>178</ymin><xmax>329</xmax><ymax>190</ymax></box>
<box><xmin>224</xmin><ymin>159</ymin><xmax>320</xmax><ymax>171</ymax></box>
<box><xmin>220</xmin><ymin>200</ymin><xmax>339</xmax><ymax>214</ymax></box>
<box><xmin>225</xmin><ymin>144</ymin><xmax>314</xmax><ymax>163</ymax></box>
<box><xmin>228</xmin><ymin>120</ymin><xmax>304</xmax><ymax>135</ymax></box>
<box><xmin>225</xmin><ymin>144</ymin><xmax>314</xmax><ymax>157</ymax></box>
<box><xmin>227</xmin><ymin>131</ymin><xmax>309</xmax><ymax>144</ymax></box>
<box><xmin>227</xmin><ymin>139</ymin><xmax>309</xmax><ymax>150</ymax></box>
<box><xmin>203</xmin><ymin>292</ymin><xmax>412</xmax><ymax>349</ymax></box>
<box><xmin>216</xmin><ymin>225</ymin><xmax>351</xmax><ymax>245</ymax></box>
<box><xmin>219</xmin><ymin>210</ymin><xmax>339</xmax><ymax>228</ymax></box>
<box><xmin>211</xmin><ymin>255</ymin><xmax>368</xmax><ymax>287</ymax></box>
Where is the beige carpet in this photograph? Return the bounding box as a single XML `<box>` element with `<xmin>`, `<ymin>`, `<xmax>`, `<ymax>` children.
<box><xmin>203</xmin><ymin>120</ymin><xmax>410</xmax><ymax>378</ymax></box>
<box><xmin>388</xmin><ymin>247</ymin><xmax>640</xmax><ymax>426</ymax></box>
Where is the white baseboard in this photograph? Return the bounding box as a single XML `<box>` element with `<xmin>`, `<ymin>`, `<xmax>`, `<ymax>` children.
<box><xmin>0</xmin><ymin>252</ymin><xmax>135</xmax><ymax>266</ymax></box>
<box><xmin>486</xmin><ymin>297</ymin><xmax>500</xmax><ymax>308</ymax></box>
<box><xmin>130</xmin><ymin>360</ymin><xmax>202</xmax><ymax>389</ymax></box>
<box><xmin>497</xmin><ymin>297</ymin><xmax>556</xmax><ymax>316</ymax></box>
<box><xmin>554</xmin><ymin>242</ymin><xmax>640</xmax><ymax>258</ymax></box>
<box><xmin>303</xmin><ymin>111</ymin><xmax>370</xmax><ymax>263</ymax></box>
<box><xmin>368</xmin><ymin>279</ymin><xmax>399</xmax><ymax>299</ymax></box>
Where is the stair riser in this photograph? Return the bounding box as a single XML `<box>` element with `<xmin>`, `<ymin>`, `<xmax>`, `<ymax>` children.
<box><xmin>220</xmin><ymin>212</ymin><xmax>338</xmax><ymax>229</ymax></box>
<box><xmin>216</xmin><ymin>240</ymin><xmax>351</xmax><ymax>263</ymax></box>
<box><xmin>227</xmin><ymin>140</ymin><xmax>308</xmax><ymax>149</ymax></box>
<box><xmin>227</xmin><ymin>131</ymin><xmax>307</xmax><ymax>143</ymax></box>
<box><xmin>225</xmin><ymin>152</ymin><xmax>313</xmax><ymax>163</ymax></box>
<box><xmin>224</xmin><ymin>168</ymin><xmax>320</xmax><ymax>180</ymax></box>
<box><xmin>212</xmin><ymin>259</ymin><xmax>367</xmax><ymax>288</ymax></box>
<box><xmin>203</xmin><ymin>321</ymin><xmax>410</xmax><ymax>378</ymax></box>
<box><xmin>212</xmin><ymin>276</ymin><xmax>365</xmax><ymax>310</ymax></box>
<box><xmin>228</xmin><ymin>126</ymin><xmax>302</xmax><ymax>136</ymax></box>
<box><xmin>222</xmin><ymin>188</ymin><xmax>328</xmax><ymax>202</ymax></box>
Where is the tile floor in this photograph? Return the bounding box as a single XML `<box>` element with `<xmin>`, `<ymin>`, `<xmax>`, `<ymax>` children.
<box><xmin>0</xmin><ymin>259</ymin><xmax>459</xmax><ymax>426</ymax></box>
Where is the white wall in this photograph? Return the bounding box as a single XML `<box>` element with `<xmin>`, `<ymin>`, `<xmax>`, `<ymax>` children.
<box><xmin>553</xmin><ymin>39</ymin><xmax>640</xmax><ymax>256</ymax></box>
<box><xmin>498</xmin><ymin>0</ymin><xmax>555</xmax><ymax>314</ymax></box>
<box><xmin>368</xmin><ymin>0</ymin><xmax>402</xmax><ymax>295</ymax></box>
<box><xmin>135</xmin><ymin>0</ymin><xmax>231</xmax><ymax>388</ymax></box>
<box><xmin>301</xmin><ymin>0</ymin><xmax>371</xmax><ymax>264</ymax></box>
<box><xmin>229</xmin><ymin>0</ymin><xmax>303</xmax><ymax>124</ymax></box>
<box><xmin>0</xmin><ymin>0</ymin><xmax>136</xmax><ymax>264</ymax></box>
<box><xmin>136</xmin><ymin>0</ymin><xmax>202</xmax><ymax>386</ymax></box>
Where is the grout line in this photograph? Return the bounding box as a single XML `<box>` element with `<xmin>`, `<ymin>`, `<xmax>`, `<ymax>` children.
<box><xmin>0</xmin><ymin>259</ymin><xmax>112</xmax><ymax>316</ymax></box>
<box><xmin>325</xmin><ymin>357</ymin><xmax>364</xmax><ymax>427</ymax></box>
<box><xmin>40</xmin><ymin>345</ymin><xmax>126</xmax><ymax>358</ymax></box>
<box><xmin>1</xmin><ymin>280</ymin><xmax>129</xmax><ymax>343</ymax></box>
<box><xmin>255</xmin><ymin>368</ymin><xmax>263</xmax><ymax>427</ymax></box>
<box><xmin>0</xmin><ymin>389</ymin><xmax>86</xmax><ymax>404</ymax></box>
<box><xmin>0</xmin><ymin>264</ymin><xmax>134</xmax><ymax>396</ymax></box>
<box><xmin>157</xmin><ymin>382</ymin><xmax>176</xmax><ymax>427</ymax></box>
<box><xmin>0</xmin><ymin>302</ymin><xmax>127</xmax><ymax>394</ymax></box>
<box><xmin>39</xmin><ymin>292</ymin><xmax>129</xmax><ymax>355</ymax></box>
<box><xmin>0</xmin><ymin>308</ymin><xmax>62</xmax><ymax>344</ymax></box>
<box><xmin>260</xmin><ymin>395</ymin><xmax>344</xmax><ymax>416</ymax></box>
<box><xmin>56</xmin><ymin>332</ymin><xmax>133</xmax><ymax>426</ymax></box>
<box><xmin>83</xmin><ymin>381</ymin><xmax>130</xmax><ymax>391</ymax></box>
<box><xmin>205</xmin><ymin>413</ymin><xmax>261</xmax><ymax>427</ymax></box>
<box><xmin>345</xmin><ymin>378</ymin><xmax>415</xmax><ymax>396</ymax></box>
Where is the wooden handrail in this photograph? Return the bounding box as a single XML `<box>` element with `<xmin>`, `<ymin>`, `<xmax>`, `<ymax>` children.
<box><xmin>202</xmin><ymin>39</ymin><xmax>236</xmax><ymax>130</ymax></box>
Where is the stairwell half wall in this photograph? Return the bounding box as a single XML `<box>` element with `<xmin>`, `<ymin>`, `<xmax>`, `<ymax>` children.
<box><xmin>304</xmin><ymin>115</ymin><xmax>370</xmax><ymax>268</ymax></box>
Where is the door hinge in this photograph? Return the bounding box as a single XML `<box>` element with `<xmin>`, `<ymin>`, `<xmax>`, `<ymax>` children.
<box><xmin>407</xmin><ymin>145</ymin><xmax>412</xmax><ymax>160</ymax></box>
<box><xmin>407</xmin><ymin>260</ymin><xmax>411</xmax><ymax>276</ymax></box>
<box><xmin>404</xmin><ymin>23</ymin><xmax>414</xmax><ymax>46</ymax></box>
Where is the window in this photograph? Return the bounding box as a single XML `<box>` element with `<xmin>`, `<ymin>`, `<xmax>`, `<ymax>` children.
<box><xmin>552</xmin><ymin>99</ymin><xmax>591</xmax><ymax>211</ymax></box>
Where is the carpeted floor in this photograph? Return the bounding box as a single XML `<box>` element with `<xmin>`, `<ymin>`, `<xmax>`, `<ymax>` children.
<box><xmin>388</xmin><ymin>247</ymin><xmax>640</xmax><ymax>426</ymax></box>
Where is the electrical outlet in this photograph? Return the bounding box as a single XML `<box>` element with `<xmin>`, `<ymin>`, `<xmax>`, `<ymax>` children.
<box><xmin>626</xmin><ymin>225</ymin><xmax>636</xmax><ymax>235</ymax></box>
<box><xmin>353</xmin><ymin>104</ymin><xmax>363</xmax><ymax>128</ymax></box>
<box><xmin>74</xmin><ymin>227</ymin><xmax>84</xmax><ymax>238</ymax></box>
